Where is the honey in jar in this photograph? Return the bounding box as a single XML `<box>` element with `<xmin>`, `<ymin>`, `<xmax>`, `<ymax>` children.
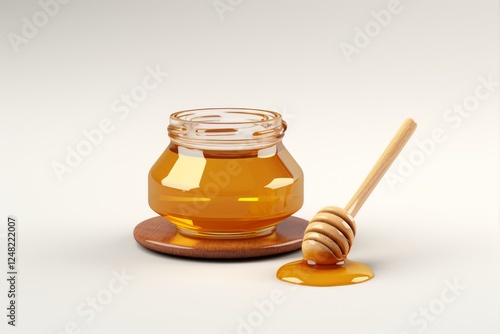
<box><xmin>148</xmin><ymin>108</ymin><xmax>304</xmax><ymax>239</ymax></box>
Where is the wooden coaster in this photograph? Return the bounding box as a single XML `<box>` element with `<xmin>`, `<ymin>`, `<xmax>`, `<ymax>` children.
<box><xmin>133</xmin><ymin>216</ymin><xmax>308</xmax><ymax>259</ymax></box>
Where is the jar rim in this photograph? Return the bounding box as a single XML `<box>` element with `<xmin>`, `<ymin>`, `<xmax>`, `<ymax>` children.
<box><xmin>170</xmin><ymin>107</ymin><xmax>283</xmax><ymax>125</ymax></box>
<box><xmin>168</xmin><ymin>108</ymin><xmax>286</xmax><ymax>150</ymax></box>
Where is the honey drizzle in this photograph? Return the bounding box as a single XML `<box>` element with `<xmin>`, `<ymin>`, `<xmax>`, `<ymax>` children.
<box><xmin>276</xmin><ymin>259</ymin><xmax>374</xmax><ymax>287</ymax></box>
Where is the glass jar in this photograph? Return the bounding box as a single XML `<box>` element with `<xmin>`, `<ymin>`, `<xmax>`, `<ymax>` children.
<box><xmin>148</xmin><ymin>108</ymin><xmax>304</xmax><ymax>239</ymax></box>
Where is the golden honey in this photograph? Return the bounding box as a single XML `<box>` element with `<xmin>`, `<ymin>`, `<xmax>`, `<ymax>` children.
<box><xmin>148</xmin><ymin>108</ymin><xmax>304</xmax><ymax>238</ymax></box>
<box><xmin>276</xmin><ymin>259</ymin><xmax>374</xmax><ymax>287</ymax></box>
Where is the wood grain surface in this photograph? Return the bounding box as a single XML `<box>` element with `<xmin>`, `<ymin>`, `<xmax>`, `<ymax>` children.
<box><xmin>134</xmin><ymin>216</ymin><xmax>308</xmax><ymax>259</ymax></box>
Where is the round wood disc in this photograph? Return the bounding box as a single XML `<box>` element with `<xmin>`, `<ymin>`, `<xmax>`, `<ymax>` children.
<box><xmin>133</xmin><ymin>216</ymin><xmax>308</xmax><ymax>259</ymax></box>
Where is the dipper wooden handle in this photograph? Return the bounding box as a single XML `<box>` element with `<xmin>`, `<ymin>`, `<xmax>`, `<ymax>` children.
<box><xmin>302</xmin><ymin>119</ymin><xmax>417</xmax><ymax>265</ymax></box>
<box><xmin>345</xmin><ymin>118</ymin><xmax>417</xmax><ymax>217</ymax></box>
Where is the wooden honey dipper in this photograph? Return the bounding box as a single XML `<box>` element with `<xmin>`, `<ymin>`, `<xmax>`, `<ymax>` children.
<box><xmin>302</xmin><ymin>119</ymin><xmax>417</xmax><ymax>265</ymax></box>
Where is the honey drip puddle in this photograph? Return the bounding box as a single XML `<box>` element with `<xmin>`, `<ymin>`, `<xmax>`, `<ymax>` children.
<box><xmin>276</xmin><ymin>259</ymin><xmax>374</xmax><ymax>287</ymax></box>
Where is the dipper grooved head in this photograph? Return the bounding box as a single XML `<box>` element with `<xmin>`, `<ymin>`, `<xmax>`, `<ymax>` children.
<box><xmin>301</xmin><ymin>206</ymin><xmax>356</xmax><ymax>265</ymax></box>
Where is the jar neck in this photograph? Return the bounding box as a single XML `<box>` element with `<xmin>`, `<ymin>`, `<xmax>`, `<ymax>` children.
<box><xmin>169</xmin><ymin>141</ymin><xmax>285</xmax><ymax>159</ymax></box>
<box><xmin>167</xmin><ymin>108</ymin><xmax>286</xmax><ymax>150</ymax></box>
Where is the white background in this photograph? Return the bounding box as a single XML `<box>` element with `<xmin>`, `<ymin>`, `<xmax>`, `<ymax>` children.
<box><xmin>1</xmin><ymin>0</ymin><xmax>498</xmax><ymax>333</ymax></box>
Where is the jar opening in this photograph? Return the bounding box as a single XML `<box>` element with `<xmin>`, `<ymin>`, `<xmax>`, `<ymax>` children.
<box><xmin>168</xmin><ymin>108</ymin><xmax>286</xmax><ymax>150</ymax></box>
